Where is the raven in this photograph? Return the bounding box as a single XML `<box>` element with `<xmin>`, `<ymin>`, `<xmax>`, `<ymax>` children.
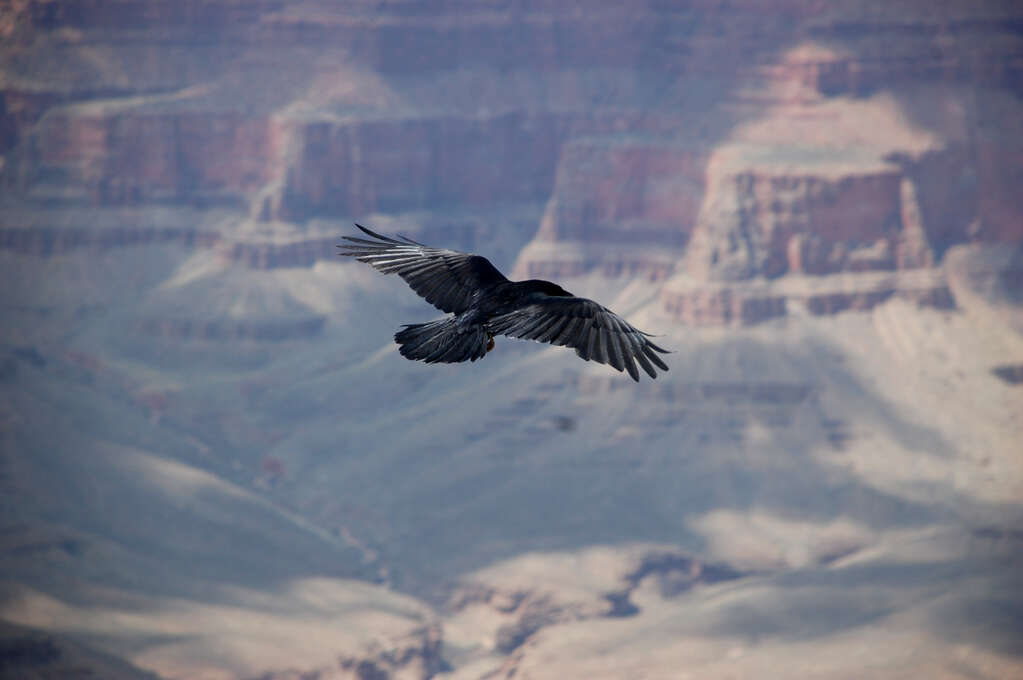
<box><xmin>338</xmin><ymin>225</ymin><xmax>669</xmax><ymax>381</ymax></box>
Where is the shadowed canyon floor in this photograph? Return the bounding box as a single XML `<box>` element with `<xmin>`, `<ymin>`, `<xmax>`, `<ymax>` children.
<box><xmin>1</xmin><ymin>239</ymin><xmax>1022</xmax><ymax>678</ymax></box>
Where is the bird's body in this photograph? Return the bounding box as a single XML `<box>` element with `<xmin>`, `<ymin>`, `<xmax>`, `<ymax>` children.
<box><xmin>338</xmin><ymin>225</ymin><xmax>669</xmax><ymax>381</ymax></box>
<box><xmin>457</xmin><ymin>279</ymin><xmax>573</xmax><ymax>326</ymax></box>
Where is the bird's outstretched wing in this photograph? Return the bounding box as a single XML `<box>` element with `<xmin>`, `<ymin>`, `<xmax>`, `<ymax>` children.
<box><xmin>489</xmin><ymin>296</ymin><xmax>669</xmax><ymax>381</ymax></box>
<box><xmin>338</xmin><ymin>224</ymin><xmax>508</xmax><ymax>314</ymax></box>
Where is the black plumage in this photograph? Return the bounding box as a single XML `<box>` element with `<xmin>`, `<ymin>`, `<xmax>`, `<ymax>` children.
<box><xmin>338</xmin><ymin>224</ymin><xmax>669</xmax><ymax>381</ymax></box>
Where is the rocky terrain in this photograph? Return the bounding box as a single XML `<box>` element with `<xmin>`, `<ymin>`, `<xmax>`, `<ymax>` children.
<box><xmin>1</xmin><ymin>1</ymin><xmax>1022</xmax><ymax>678</ymax></box>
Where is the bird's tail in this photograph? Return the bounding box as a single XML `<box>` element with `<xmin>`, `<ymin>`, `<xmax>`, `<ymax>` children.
<box><xmin>394</xmin><ymin>318</ymin><xmax>492</xmax><ymax>364</ymax></box>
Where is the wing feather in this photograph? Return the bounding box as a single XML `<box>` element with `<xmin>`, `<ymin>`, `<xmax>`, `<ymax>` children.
<box><xmin>588</xmin><ymin>326</ymin><xmax>602</xmax><ymax>365</ymax></box>
<box><xmin>491</xmin><ymin>296</ymin><xmax>670</xmax><ymax>381</ymax></box>
<box><xmin>544</xmin><ymin>316</ymin><xmax>572</xmax><ymax>345</ymax></box>
<box><xmin>621</xmin><ymin>344</ymin><xmax>639</xmax><ymax>382</ymax></box>
<box><xmin>570</xmin><ymin>318</ymin><xmax>589</xmax><ymax>347</ymax></box>
<box><xmin>529</xmin><ymin>317</ymin><xmax>556</xmax><ymax>341</ymax></box>
<box><xmin>552</xmin><ymin>316</ymin><xmax>583</xmax><ymax>346</ymax></box>
<box><xmin>605</xmin><ymin>325</ymin><xmax>624</xmax><ymax>373</ymax></box>
<box><xmin>643</xmin><ymin>344</ymin><xmax>669</xmax><ymax>370</ymax></box>
<box><xmin>634</xmin><ymin>343</ymin><xmax>657</xmax><ymax>379</ymax></box>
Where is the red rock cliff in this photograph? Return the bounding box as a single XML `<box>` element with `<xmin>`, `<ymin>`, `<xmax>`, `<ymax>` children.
<box><xmin>2</xmin><ymin>0</ymin><xmax>1021</xmax><ymax>318</ymax></box>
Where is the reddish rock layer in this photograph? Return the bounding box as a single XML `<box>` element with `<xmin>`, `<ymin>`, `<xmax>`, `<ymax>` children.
<box><xmin>277</xmin><ymin>114</ymin><xmax>568</xmax><ymax>222</ymax></box>
<box><xmin>534</xmin><ymin>140</ymin><xmax>708</xmax><ymax>247</ymax></box>
<box><xmin>661</xmin><ymin>286</ymin><xmax>788</xmax><ymax>326</ymax></box>
<box><xmin>0</xmin><ymin>226</ymin><xmax>218</xmax><ymax>255</ymax></box>
<box><xmin>801</xmin><ymin>285</ymin><xmax>954</xmax><ymax>316</ymax></box>
<box><xmin>29</xmin><ymin>112</ymin><xmax>286</xmax><ymax>204</ymax></box>
<box><xmin>0</xmin><ymin>227</ymin><xmax>342</xmax><ymax>270</ymax></box>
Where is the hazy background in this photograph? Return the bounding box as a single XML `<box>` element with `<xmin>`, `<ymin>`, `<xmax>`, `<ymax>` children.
<box><xmin>1</xmin><ymin>1</ymin><xmax>1022</xmax><ymax>678</ymax></box>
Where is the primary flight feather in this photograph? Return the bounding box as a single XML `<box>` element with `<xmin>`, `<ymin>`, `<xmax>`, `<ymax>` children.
<box><xmin>338</xmin><ymin>224</ymin><xmax>669</xmax><ymax>381</ymax></box>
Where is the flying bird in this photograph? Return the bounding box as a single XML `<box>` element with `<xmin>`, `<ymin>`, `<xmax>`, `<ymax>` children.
<box><xmin>338</xmin><ymin>225</ymin><xmax>669</xmax><ymax>381</ymax></box>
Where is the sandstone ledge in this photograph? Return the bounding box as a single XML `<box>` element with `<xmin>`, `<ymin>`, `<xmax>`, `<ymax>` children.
<box><xmin>661</xmin><ymin>268</ymin><xmax>954</xmax><ymax>326</ymax></box>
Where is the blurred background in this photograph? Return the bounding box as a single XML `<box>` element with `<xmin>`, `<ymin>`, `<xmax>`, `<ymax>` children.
<box><xmin>1</xmin><ymin>1</ymin><xmax>1022</xmax><ymax>678</ymax></box>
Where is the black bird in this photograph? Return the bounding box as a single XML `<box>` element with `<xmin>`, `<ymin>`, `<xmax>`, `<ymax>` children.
<box><xmin>338</xmin><ymin>224</ymin><xmax>669</xmax><ymax>381</ymax></box>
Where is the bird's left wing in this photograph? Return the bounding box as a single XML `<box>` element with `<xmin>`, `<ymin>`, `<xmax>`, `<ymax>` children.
<box><xmin>338</xmin><ymin>224</ymin><xmax>508</xmax><ymax>314</ymax></box>
<box><xmin>489</xmin><ymin>296</ymin><xmax>669</xmax><ymax>381</ymax></box>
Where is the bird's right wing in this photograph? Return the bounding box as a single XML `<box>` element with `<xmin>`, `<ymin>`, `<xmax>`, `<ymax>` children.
<box><xmin>489</xmin><ymin>296</ymin><xmax>670</xmax><ymax>381</ymax></box>
<box><xmin>338</xmin><ymin>224</ymin><xmax>508</xmax><ymax>314</ymax></box>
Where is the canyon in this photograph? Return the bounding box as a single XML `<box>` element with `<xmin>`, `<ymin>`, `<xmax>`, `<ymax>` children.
<box><xmin>1</xmin><ymin>1</ymin><xmax>1022</xmax><ymax>678</ymax></box>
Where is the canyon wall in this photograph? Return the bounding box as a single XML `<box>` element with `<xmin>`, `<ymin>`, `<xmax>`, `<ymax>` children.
<box><xmin>4</xmin><ymin>3</ymin><xmax>1021</xmax><ymax>319</ymax></box>
<box><xmin>2</xmin><ymin>3</ymin><xmax>1023</xmax><ymax>679</ymax></box>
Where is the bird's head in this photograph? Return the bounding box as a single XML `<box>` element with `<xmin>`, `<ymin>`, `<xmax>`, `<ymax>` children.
<box><xmin>526</xmin><ymin>280</ymin><xmax>573</xmax><ymax>297</ymax></box>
